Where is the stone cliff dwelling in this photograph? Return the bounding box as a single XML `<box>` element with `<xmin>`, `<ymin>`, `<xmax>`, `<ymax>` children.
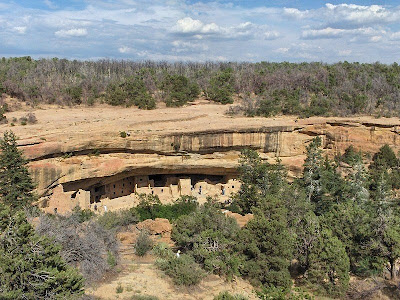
<box><xmin>42</xmin><ymin>172</ymin><xmax>241</xmax><ymax>214</ymax></box>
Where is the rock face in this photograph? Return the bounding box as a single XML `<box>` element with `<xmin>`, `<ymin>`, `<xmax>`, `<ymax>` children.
<box><xmin>2</xmin><ymin>103</ymin><xmax>400</xmax><ymax>208</ymax></box>
<box><xmin>117</xmin><ymin>218</ymin><xmax>173</xmax><ymax>247</ymax></box>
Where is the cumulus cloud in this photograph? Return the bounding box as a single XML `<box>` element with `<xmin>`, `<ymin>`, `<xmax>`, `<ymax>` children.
<box><xmin>324</xmin><ymin>3</ymin><xmax>400</xmax><ymax>27</ymax></box>
<box><xmin>285</xmin><ymin>3</ymin><xmax>400</xmax><ymax>29</ymax></box>
<box><xmin>55</xmin><ymin>28</ymin><xmax>88</xmax><ymax>37</ymax></box>
<box><xmin>173</xmin><ymin>18</ymin><xmax>279</xmax><ymax>41</ymax></box>
<box><xmin>283</xmin><ymin>7</ymin><xmax>310</xmax><ymax>19</ymax></box>
<box><xmin>0</xmin><ymin>1</ymin><xmax>399</xmax><ymax>62</ymax></box>
<box><xmin>174</xmin><ymin>17</ymin><xmax>221</xmax><ymax>34</ymax></box>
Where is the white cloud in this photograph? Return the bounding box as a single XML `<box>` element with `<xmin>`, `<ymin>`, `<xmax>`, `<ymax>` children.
<box><xmin>283</xmin><ymin>7</ymin><xmax>309</xmax><ymax>19</ymax></box>
<box><xmin>286</xmin><ymin>3</ymin><xmax>400</xmax><ymax>28</ymax></box>
<box><xmin>275</xmin><ymin>47</ymin><xmax>289</xmax><ymax>54</ymax></box>
<box><xmin>324</xmin><ymin>3</ymin><xmax>399</xmax><ymax>26</ymax></box>
<box><xmin>174</xmin><ymin>17</ymin><xmax>221</xmax><ymax>34</ymax></box>
<box><xmin>13</xmin><ymin>26</ymin><xmax>27</xmax><ymax>34</ymax></box>
<box><xmin>302</xmin><ymin>27</ymin><xmax>386</xmax><ymax>40</ymax></box>
<box><xmin>118</xmin><ymin>46</ymin><xmax>133</xmax><ymax>54</ymax></box>
<box><xmin>44</xmin><ymin>0</ymin><xmax>57</xmax><ymax>9</ymax></box>
<box><xmin>55</xmin><ymin>28</ymin><xmax>88</xmax><ymax>37</ymax></box>
<box><xmin>338</xmin><ymin>49</ymin><xmax>352</xmax><ymax>56</ymax></box>
<box><xmin>302</xmin><ymin>27</ymin><xmax>346</xmax><ymax>39</ymax></box>
<box><xmin>264</xmin><ymin>31</ymin><xmax>280</xmax><ymax>40</ymax></box>
<box><xmin>172</xmin><ymin>40</ymin><xmax>209</xmax><ymax>52</ymax></box>
<box><xmin>0</xmin><ymin>1</ymin><xmax>399</xmax><ymax>63</ymax></box>
<box><xmin>390</xmin><ymin>32</ymin><xmax>400</xmax><ymax>40</ymax></box>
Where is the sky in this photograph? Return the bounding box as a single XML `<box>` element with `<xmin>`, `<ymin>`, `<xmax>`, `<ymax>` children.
<box><xmin>0</xmin><ymin>0</ymin><xmax>400</xmax><ymax>63</ymax></box>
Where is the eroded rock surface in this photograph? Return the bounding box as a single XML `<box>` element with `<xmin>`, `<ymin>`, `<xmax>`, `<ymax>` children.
<box><xmin>2</xmin><ymin>102</ymin><xmax>400</xmax><ymax>211</ymax></box>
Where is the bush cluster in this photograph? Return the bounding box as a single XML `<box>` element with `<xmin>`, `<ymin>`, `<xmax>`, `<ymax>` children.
<box><xmin>2</xmin><ymin>57</ymin><xmax>400</xmax><ymax>117</ymax></box>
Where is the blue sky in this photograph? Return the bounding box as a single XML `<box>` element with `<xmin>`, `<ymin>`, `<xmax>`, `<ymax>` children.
<box><xmin>1</xmin><ymin>1</ymin><xmax>400</xmax><ymax>62</ymax></box>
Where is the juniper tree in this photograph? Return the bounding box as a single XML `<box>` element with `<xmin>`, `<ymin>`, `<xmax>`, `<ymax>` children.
<box><xmin>233</xmin><ymin>149</ymin><xmax>287</xmax><ymax>214</ymax></box>
<box><xmin>368</xmin><ymin>173</ymin><xmax>400</xmax><ymax>280</ymax></box>
<box><xmin>307</xmin><ymin>228</ymin><xmax>350</xmax><ymax>297</ymax></box>
<box><xmin>0</xmin><ymin>131</ymin><xmax>35</xmax><ymax>210</ymax></box>
<box><xmin>0</xmin><ymin>205</ymin><xmax>84</xmax><ymax>299</ymax></box>
<box><xmin>237</xmin><ymin>195</ymin><xmax>293</xmax><ymax>290</ymax></box>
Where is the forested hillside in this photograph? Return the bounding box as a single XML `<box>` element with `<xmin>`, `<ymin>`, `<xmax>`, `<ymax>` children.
<box><xmin>1</xmin><ymin>57</ymin><xmax>400</xmax><ymax>117</ymax></box>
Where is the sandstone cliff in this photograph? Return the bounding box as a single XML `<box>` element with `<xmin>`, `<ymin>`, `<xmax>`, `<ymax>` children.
<box><xmin>1</xmin><ymin>102</ymin><xmax>400</xmax><ymax>198</ymax></box>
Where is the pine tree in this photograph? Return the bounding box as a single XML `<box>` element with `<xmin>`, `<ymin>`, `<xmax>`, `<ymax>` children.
<box><xmin>0</xmin><ymin>204</ymin><xmax>84</xmax><ymax>299</ymax></box>
<box><xmin>302</xmin><ymin>137</ymin><xmax>323</xmax><ymax>203</ymax></box>
<box><xmin>347</xmin><ymin>160</ymin><xmax>369</xmax><ymax>205</ymax></box>
<box><xmin>307</xmin><ymin>228</ymin><xmax>350</xmax><ymax>297</ymax></box>
<box><xmin>368</xmin><ymin>174</ymin><xmax>400</xmax><ymax>280</ymax></box>
<box><xmin>237</xmin><ymin>195</ymin><xmax>293</xmax><ymax>290</ymax></box>
<box><xmin>234</xmin><ymin>149</ymin><xmax>287</xmax><ymax>214</ymax></box>
<box><xmin>0</xmin><ymin>131</ymin><xmax>35</xmax><ymax>210</ymax></box>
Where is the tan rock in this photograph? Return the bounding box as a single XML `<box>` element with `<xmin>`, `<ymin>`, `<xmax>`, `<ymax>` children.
<box><xmin>136</xmin><ymin>218</ymin><xmax>172</xmax><ymax>236</ymax></box>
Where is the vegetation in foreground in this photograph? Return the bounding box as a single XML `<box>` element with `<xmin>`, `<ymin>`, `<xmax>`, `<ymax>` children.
<box><xmin>1</xmin><ymin>57</ymin><xmax>400</xmax><ymax>118</ymax></box>
<box><xmin>1</xmin><ymin>128</ymin><xmax>400</xmax><ymax>299</ymax></box>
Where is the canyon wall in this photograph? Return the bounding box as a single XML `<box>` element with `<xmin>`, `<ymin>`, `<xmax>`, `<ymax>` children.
<box><xmin>19</xmin><ymin>119</ymin><xmax>400</xmax><ymax>196</ymax></box>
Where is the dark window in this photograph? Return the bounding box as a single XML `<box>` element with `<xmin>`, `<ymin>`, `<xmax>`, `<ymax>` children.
<box><xmin>113</xmin><ymin>192</ymin><xmax>115</xmax><ymax>195</ymax></box>
<box><xmin>232</xmin><ymin>186</ymin><xmax>234</xmax><ymax>188</ymax></box>
<box><xmin>123</xmin><ymin>183</ymin><xmax>125</xmax><ymax>187</ymax></box>
<box><xmin>113</xmin><ymin>184</ymin><xmax>116</xmax><ymax>188</ymax></box>
<box><xmin>140</xmin><ymin>178</ymin><xmax>142</xmax><ymax>181</ymax></box>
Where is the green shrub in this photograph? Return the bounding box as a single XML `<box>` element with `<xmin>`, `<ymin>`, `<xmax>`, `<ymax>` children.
<box><xmin>156</xmin><ymin>254</ymin><xmax>206</xmax><ymax>286</ymax></box>
<box><xmin>107</xmin><ymin>251</ymin><xmax>117</xmax><ymax>267</ymax></box>
<box><xmin>135</xmin><ymin>194</ymin><xmax>198</xmax><ymax>221</ymax></box>
<box><xmin>135</xmin><ymin>230</ymin><xmax>153</xmax><ymax>256</ymax></box>
<box><xmin>97</xmin><ymin>209</ymin><xmax>139</xmax><ymax>229</ymax></box>
<box><xmin>71</xmin><ymin>205</ymin><xmax>95</xmax><ymax>223</ymax></box>
<box><xmin>214</xmin><ymin>291</ymin><xmax>248</xmax><ymax>300</ymax></box>
<box><xmin>256</xmin><ymin>287</ymin><xmax>314</xmax><ymax>300</ymax></box>
<box><xmin>152</xmin><ymin>242</ymin><xmax>174</xmax><ymax>259</ymax></box>
<box><xmin>116</xmin><ymin>283</ymin><xmax>124</xmax><ymax>293</ymax></box>
<box><xmin>341</xmin><ymin>145</ymin><xmax>362</xmax><ymax>165</ymax></box>
<box><xmin>161</xmin><ymin>74</ymin><xmax>200</xmax><ymax>107</ymax></box>
<box><xmin>123</xmin><ymin>76</ymin><xmax>156</xmax><ymax>110</ymax></box>
<box><xmin>106</xmin><ymin>83</ymin><xmax>126</xmax><ymax>106</ymax></box>
<box><xmin>120</xmin><ymin>131</ymin><xmax>127</xmax><ymax>138</ymax></box>
<box><xmin>131</xmin><ymin>295</ymin><xmax>159</xmax><ymax>300</ymax></box>
<box><xmin>207</xmin><ymin>69</ymin><xmax>234</xmax><ymax>104</ymax></box>
<box><xmin>172</xmin><ymin>199</ymin><xmax>241</xmax><ymax>278</ymax></box>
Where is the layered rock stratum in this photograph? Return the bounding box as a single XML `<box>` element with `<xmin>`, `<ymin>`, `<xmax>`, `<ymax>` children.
<box><xmin>2</xmin><ymin>100</ymin><xmax>400</xmax><ymax>200</ymax></box>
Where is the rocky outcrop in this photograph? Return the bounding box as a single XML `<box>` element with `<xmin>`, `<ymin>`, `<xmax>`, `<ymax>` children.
<box><xmin>117</xmin><ymin>218</ymin><xmax>173</xmax><ymax>247</ymax></box>
<box><xmin>2</xmin><ymin>104</ymin><xmax>400</xmax><ymax>198</ymax></box>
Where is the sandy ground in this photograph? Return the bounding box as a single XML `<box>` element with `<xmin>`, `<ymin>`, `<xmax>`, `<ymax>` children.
<box><xmin>86</xmin><ymin>256</ymin><xmax>258</xmax><ymax>300</ymax></box>
<box><xmin>2</xmin><ymin>98</ymin><xmax>400</xmax><ymax>143</ymax></box>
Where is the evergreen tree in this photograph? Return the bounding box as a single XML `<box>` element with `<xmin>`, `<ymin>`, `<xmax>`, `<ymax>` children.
<box><xmin>347</xmin><ymin>160</ymin><xmax>370</xmax><ymax>205</ymax></box>
<box><xmin>369</xmin><ymin>144</ymin><xmax>400</xmax><ymax>191</ymax></box>
<box><xmin>368</xmin><ymin>174</ymin><xmax>400</xmax><ymax>279</ymax></box>
<box><xmin>172</xmin><ymin>199</ymin><xmax>241</xmax><ymax>278</ymax></box>
<box><xmin>0</xmin><ymin>204</ymin><xmax>84</xmax><ymax>299</ymax></box>
<box><xmin>233</xmin><ymin>149</ymin><xmax>286</xmax><ymax>214</ymax></box>
<box><xmin>237</xmin><ymin>195</ymin><xmax>293</xmax><ymax>290</ymax></box>
<box><xmin>302</xmin><ymin>137</ymin><xmax>323</xmax><ymax>204</ymax></box>
<box><xmin>307</xmin><ymin>228</ymin><xmax>350</xmax><ymax>297</ymax></box>
<box><xmin>294</xmin><ymin>211</ymin><xmax>320</xmax><ymax>272</ymax></box>
<box><xmin>0</xmin><ymin>131</ymin><xmax>35</xmax><ymax>210</ymax></box>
